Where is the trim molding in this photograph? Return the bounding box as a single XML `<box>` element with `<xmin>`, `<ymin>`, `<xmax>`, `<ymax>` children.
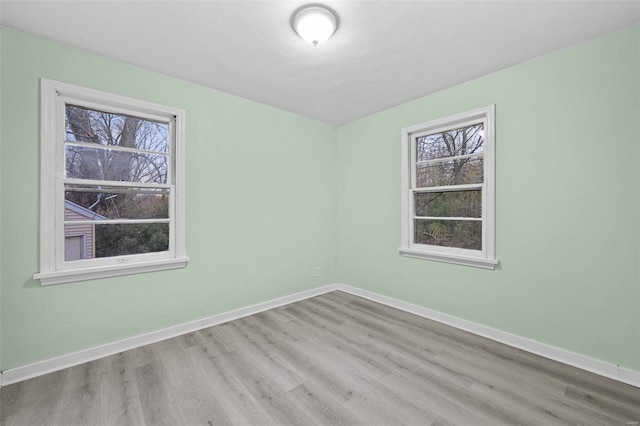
<box><xmin>398</xmin><ymin>248</ymin><xmax>498</xmax><ymax>270</ymax></box>
<box><xmin>335</xmin><ymin>283</ymin><xmax>640</xmax><ymax>388</ymax></box>
<box><xmin>34</xmin><ymin>78</ymin><xmax>189</xmax><ymax>287</ymax></box>
<box><xmin>0</xmin><ymin>284</ymin><xmax>339</xmax><ymax>386</ymax></box>
<box><xmin>2</xmin><ymin>282</ymin><xmax>638</xmax><ymax>388</ymax></box>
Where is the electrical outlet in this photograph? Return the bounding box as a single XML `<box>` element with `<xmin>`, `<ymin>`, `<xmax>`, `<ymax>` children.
<box><xmin>314</xmin><ymin>266</ymin><xmax>321</xmax><ymax>277</ymax></box>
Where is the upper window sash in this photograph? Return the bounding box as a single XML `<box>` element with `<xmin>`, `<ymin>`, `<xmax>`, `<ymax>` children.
<box><xmin>60</xmin><ymin>97</ymin><xmax>174</xmax><ymax>186</ymax></box>
<box><xmin>410</xmin><ymin>122</ymin><xmax>485</xmax><ymax>190</ymax></box>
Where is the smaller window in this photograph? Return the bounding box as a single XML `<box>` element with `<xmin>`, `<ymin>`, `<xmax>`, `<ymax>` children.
<box><xmin>34</xmin><ymin>79</ymin><xmax>188</xmax><ymax>285</ymax></box>
<box><xmin>399</xmin><ymin>105</ymin><xmax>498</xmax><ymax>269</ymax></box>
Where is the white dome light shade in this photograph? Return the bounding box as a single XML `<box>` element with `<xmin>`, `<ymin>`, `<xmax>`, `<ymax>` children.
<box><xmin>291</xmin><ymin>4</ymin><xmax>339</xmax><ymax>46</ymax></box>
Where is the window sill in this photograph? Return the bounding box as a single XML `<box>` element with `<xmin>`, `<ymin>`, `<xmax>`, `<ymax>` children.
<box><xmin>398</xmin><ymin>248</ymin><xmax>498</xmax><ymax>270</ymax></box>
<box><xmin>33</xmin><ymin>257</ymin><xmax>189</xmax><ymax>286</ymax></box>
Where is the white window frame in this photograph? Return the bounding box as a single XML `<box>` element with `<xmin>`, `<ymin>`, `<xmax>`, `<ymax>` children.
<box><xmin>399</xmin><ymin>105</ymin><xmax>498</xmax><ymax>269</ymax></box>
<box><xmin>34</xmin><ymin>79</ymin><xmax>188</xmax><ymax>285</ymax></box>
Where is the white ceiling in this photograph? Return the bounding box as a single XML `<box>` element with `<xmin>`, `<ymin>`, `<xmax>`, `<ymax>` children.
<box><xmin>1</xmin><ymin>1</ymin><xmax>639</xmax><ymax>125</ymax></box>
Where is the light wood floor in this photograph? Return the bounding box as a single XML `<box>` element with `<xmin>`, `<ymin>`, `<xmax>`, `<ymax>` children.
<box><xmin>2</xmin><ymin>291</ymin><xmax>639</xmax><ymax>425</ymax></box>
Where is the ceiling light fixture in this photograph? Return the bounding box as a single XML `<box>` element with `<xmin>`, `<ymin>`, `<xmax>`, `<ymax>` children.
<box><xmin>291</xmin><ymin>4</ymin><xmax>339</xmax><ymax>46</ymax></box>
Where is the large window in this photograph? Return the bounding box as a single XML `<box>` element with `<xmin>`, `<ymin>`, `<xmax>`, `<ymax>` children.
<box><xmin>399</xmin><ymin>105</ymin><xmax>497</xmax><ymax>269</ymax></box>
<box><xmin>34</xmin><ymin>79</ymin><xmax>188</xmax><ymax>285</ymax></box>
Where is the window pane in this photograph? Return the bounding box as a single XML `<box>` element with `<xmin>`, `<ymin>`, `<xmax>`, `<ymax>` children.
<box><xmin>83</xmin><ymin>223</ymin><xmax>170</xmax><ymax>258</ymax></box>
<box><xmin>417</xmin><ymin>123</ymin><xmax>484</xmax><ymax>162</ymax></box>
<box><xmin>416</xmin><ymin>157</ymin><xmax>483</xmax><ymax>187</ymax></box>
<box><xmin>65</xmin><ymin>186</ymin><xmax>169</xmax><ymax>220</ymax></box>
<box><xmin>414</xmin><ymin>191</ymin><xmax>481</xmax><ymax>218</ymax></box>
<box><xmin>65</xmin><ymin>235</ymin><xmax>85</xmax><ymax>261</ymax></box>
<box><xmin>65</xmin><ymin>105</ymin><xmax>169</xmax><ymax>153</ymax></box>
<box><xmin>65</xmin><ymin>145</ymin><xmax>168</xmax><ymax>184</ymax></box>
<box><xmin>414</xmin><ymin>219</ymin><xmax>481</xmax><ymax>250</ymax></box>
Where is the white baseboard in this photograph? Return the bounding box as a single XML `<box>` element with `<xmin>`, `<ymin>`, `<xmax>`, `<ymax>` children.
<box><xmin>0</xmin><ymin>284</ymin><xmax>339</xmax><ymax>386</ymax></box>
<box><xmin>334</xmin><ymin>283</ymin><xmax>640</xmax><ymax>388</ymax></box>
<box><xmin>2</xmin><ymin>282</ymin><xmax>639</xmax><ymax>389</ymax></box>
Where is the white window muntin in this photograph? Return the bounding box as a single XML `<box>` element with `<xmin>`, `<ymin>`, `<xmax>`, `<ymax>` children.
<box><xmin>400</xmin><ymin>105</ymin><xmax>496</xmax><ymax>269</ymax></box>
<box><xmin>35</xmin><ymin>78</ymin><xmax>188</xmax><ymax>285</ymax></box>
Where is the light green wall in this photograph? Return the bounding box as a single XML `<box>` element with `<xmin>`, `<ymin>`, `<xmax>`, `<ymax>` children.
<box><xmin>0</xmin><ymin>27</ymin><xmax>337</xmax><ymax>371</ymax></box>
<box><xmin>336</xmin><ymin>25</ymin><xmax>640</xmax><ymax>371</ymax></box>
<box><xmin>2</xmin><ymin>24</ymin><xmax>639</xmax><ymax>375</ymax></box>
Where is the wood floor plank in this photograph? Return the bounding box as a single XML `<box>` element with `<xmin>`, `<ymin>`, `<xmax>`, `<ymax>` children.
<box><xmin>3</xmin><ymin>290</ymin><xmax>639</xmax><ymax>425</ymax></box>
<box><xmin>49</xmin><ymin>380</ymin><xmax>106</xmax><ymax>426</ymax></box>
<box><xmin>286</xmin><ymin>381</ymin><xmax>363</xmax><ymax>426</ymax></box>
<box><xmin>222</xmin><ymin>320</ymin><xmax>307</xmax><ymax>392</ymax></box>
<box><xmin>2</xmin><ymin>370</ymin><xmax>68</xmax><ymax>426</ymax></box>
<box><xmin>134</xmin><ymin>359</ymin><xmax>185</xmax><ymax>426</ymax></box>
<box><xmin>1</xmin><ymin>379</ymin><xmax>25</xmax><ymax>420</ymax></box>
<box><xmin>98</xmin><ymin>354</ymin><xmax>145</xmax><ymax>426</ymax></box>
<box><xmin>192</xmin><ymin>344</ymin><xmax>279</xmax><ymax>425</ymax></box>
<box><xmin>240</xmin><ymin>317</ymin><xmax>364</xmax><ymax>403</ymax></box>
<box><xmin>222</xmin><ymin>348</ymin><xmax>320</xmax><ymax>425</ymax></box>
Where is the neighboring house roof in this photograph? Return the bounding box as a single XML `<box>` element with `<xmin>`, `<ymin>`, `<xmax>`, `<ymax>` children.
<box><xmin>64</xmin><ymin>200</ymin><xmax>107</xmax><ymax>220</ymax></box>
